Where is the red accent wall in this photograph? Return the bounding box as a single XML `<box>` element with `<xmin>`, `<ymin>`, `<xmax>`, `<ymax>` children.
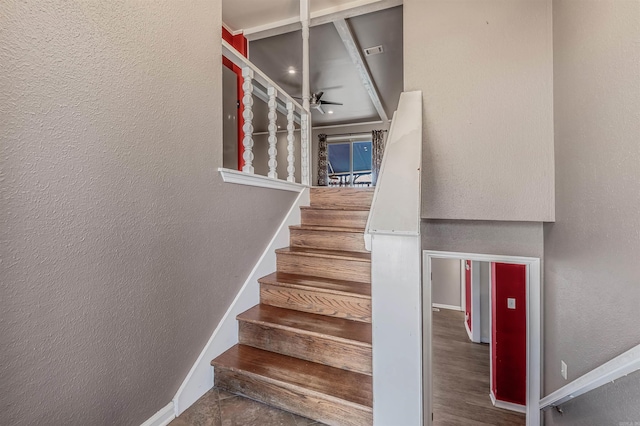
<box><xmin>465</xmin><ymin>260</ymin><xmax>472</xmax><ymax>332</ymax></box>
<box><xmin>491</xmin><ymin>262</ymin><xmax>527</xmax><ymax>406</ymax></box>
<box><xmin>222</xmin><ymin>28</ymin><xmax>247</xmax><ymax>171</ymax></box>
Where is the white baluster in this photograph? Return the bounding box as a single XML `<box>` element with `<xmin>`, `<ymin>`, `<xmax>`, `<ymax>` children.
<box><xmin>241</xmin><ymin>67</ymin><xmax>255</xmax><ymax>174</ymax></box>
<box><xmin>267</xmin><ymin>87</ymin><xmax>278</xmax><ymax>179</ymax></box>
<box><xmin>286</xmin><ymin>102</ymin><xmax>296</xmax><ymax>183</ymax></box>
<box><xmin>301</xmin><ymin>112</ymin><xmax>310</xmax><ymax>186</ymax></box>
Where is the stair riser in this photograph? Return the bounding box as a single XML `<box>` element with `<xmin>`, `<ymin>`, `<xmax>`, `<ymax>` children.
<box><xmin>301</xmin><ymin>209</ymin><xmax>368</xmax><ymax>229</ymax></box>
<box><xmin>290</xmin><ymin>228</ymin><xmax>367</xmax><ymax>253</ymax></box>
<box><xmin>239</xmin><ymin>322</ymin><xmax>372</xmax><ymax>375</ymax></box>
<box><xmin>276</xmin><ymin>253</ymin><xmax>371</xmax><ymax>283</ymax></box>
<box><xmin>215</xmin><ymin>369</ymin><xmax>372</xmax><ymax>426</ymax></box>
<box><xmin>260</xmin><ymin>283</ymin><xmax>371</xmax><ymax>323</ymax></box>
<box><xmin>310</xmin><ymin>188</ymin><xmax>374</xmax><ymax>209</ymax></box>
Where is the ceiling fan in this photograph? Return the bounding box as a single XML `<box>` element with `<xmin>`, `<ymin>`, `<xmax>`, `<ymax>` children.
<box><xmin>295</xmin><ymin>91</ymin><xmax>343</xmax><ymax>115</ymax></box>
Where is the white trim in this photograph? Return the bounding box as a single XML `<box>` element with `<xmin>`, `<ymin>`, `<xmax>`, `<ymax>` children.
<box><xmin>218</xmin><ymin>168</ymin><xmax>308</xmax><ymax>192</ymax></box>
<box><xmin>333</xmin><ymin>19</ymin><xmax>389</xmax><ymax>122</ymax></box>
<box><xmin>313</xmin><ymin>120</ymin><xmax>388</xmax><ymax>131</ymax></box>
<box><xmin>243</xmin><ymin>0</ymin><xmax>402</xmax><ymax>39</ymax></box>
<box><xmin>172</xmin><ymin>189</ymin><xmax>310</xmax><ymax>415</ymax></box>
<box><xmin>491</xmin><ymin>391</ymin><xmax>527</xmax><ymax>414</ymax></box>
<box><xmin>539</xmin><ymin>343</ymin><xmax>640</xmax><ymax>410</ymax></box>
<box><xmin>423</xmin><ymin>251</ymin><xmax>541</xmax><ymax>426</ymax></box>
<box><xmin>140</xmin><ymin>402</ymin><xmax>175</xmax><ymax>426</ymax></box>
<box><xmin>432</xmin><ymin>303</ymin><xmax>462</xmax><ymax>312</ymax></box>
<box><xmin>222</xmin><ymin>21</ymin><xmax>243</xmax><ymax>36</ymax></box>
<box><xmin>464</xmin><ymin>320</ymin><xmax>473</xmax><ymax>342</ymax></box>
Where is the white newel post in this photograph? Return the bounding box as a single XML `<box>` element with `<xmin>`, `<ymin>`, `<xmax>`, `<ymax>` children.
<box><xmin>241</xmin><ymin>67</ymin><xmax>255</xmax><ymax>174</ymax></box>
<box><xmin>267</xmin><ymin>86</ymin><xmax>278</xmax><ymax>179</ymax></box>
<box><xmin>286</xmin><ymin>101</ymin><xmax>296</xmax><ymax>183</ymax></box>
<box><xmin>300</xmin><ymin>0</ymin><xmax>311</xmax><ymax>186</ymax></box>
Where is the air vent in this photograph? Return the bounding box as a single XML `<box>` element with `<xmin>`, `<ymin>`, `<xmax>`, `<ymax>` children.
<box><xmin>363</xmin><ymin>45</ymin><xmax>384</xmax><ymax>56</ymax></box>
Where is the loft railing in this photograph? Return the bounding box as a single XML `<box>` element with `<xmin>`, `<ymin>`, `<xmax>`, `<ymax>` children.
<box><xmin>539</xmin><ymin>343</ymin><xmax>640</xmax><ymax>412</ymax></box>
<box><xmin>221</xmin><ymin>40</ymin><xmax>312</xmax><ymax>185</ymax></box>
<box><xmin>364</xmin><ymin>91</ymin><xmax>423</xmax><ymax>425</ymax></box>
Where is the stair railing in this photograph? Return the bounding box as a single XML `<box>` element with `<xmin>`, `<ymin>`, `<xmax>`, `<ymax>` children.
<box><xmin>222</xmin><ymin>40</ymin><xmax>312</xmax><ymax>185</ymax></box>
<box><xmin>364</xmin><ymin>91</ymin><xmax>423</xmax><ymax>425</ymax></box>
<box><xmin>539</xmin><ymin>343</ymin><xmax>640</xmax><ymax>412</ymax></box>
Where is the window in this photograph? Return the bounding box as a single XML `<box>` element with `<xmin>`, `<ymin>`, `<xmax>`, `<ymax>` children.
<box><xmin>327</xmin><ymin>140</ymin><xmax>372</xmax><ymax>186</ymax></box>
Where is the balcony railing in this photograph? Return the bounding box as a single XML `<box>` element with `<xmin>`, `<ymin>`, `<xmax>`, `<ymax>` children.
<box><xmin>221</xmin><ymin>40</ymin><xmax>311</xmax><ymax>186</ymax></box>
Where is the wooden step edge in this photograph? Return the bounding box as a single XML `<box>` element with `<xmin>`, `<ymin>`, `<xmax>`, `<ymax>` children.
<box><xmin>211</xmin><ymin>350</ymin><xmax>373</xmax><ymax>411</ymax></box>
<box><xmin>289</xmin><ymin>224</ymin><xmax>366</xmax><ymax>233</ymax></box>
<box><xmin>258</xmin><ymin>275</ymin><xmax>371</xmax><ymax>299</ymax></box>
<box><xmin>275</xmin><ymin>247</ymin><xmax>371</xmax><ymax>262</ymax></box>
<box><xmin>236</xmin><ymin>314</ymin><xmax>372</xmax><ymax>348</ymax></box>
<box><xmin>300</xmin><ymin>205</ymin><xmax>371</xmax><ymax>212</ymax></box>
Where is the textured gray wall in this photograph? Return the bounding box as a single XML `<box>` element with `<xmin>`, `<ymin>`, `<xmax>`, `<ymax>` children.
<box><xmin>0</xmin><ymin>1</ymin><xmax>296</xmax><ymax>425</ymax></box>
<box><xmin>405</xmin><ymin>0</ymin><xmax>555</xmax><ymax>222</ymax></box>
<box><xmin>431</xmin><ymin>258</ymin><xmax>462</xmax><ymax>308</ymax></box>
<box><xmin>544</xmin><ymin>0</ymin><xmax>640</xmax><ymax>423</ymax></box>
<box><xmin>422</xmin><ymin>220</ymin><xmax>544</xmax><ymax>259</ymax></box>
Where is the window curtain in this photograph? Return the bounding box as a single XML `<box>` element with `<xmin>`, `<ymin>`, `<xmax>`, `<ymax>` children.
<box><xmin>317</xmin><ymin>134</ymin><xmax>329</xmax><ymax>186</ymax></box>
<box><xmin>371</xmin><ymin>129</ymin><xmax>386</xmax><ymax>186</ymax></box>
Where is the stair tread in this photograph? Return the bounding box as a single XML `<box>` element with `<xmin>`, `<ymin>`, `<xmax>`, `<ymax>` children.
<box><xmin>212</xmin><ymin>344</ymin><xmax>373</xmax><ymax>409</ymax></box>
<box><xmin>290</xmin><ymin>224</ymin><xmax>365</xmax><ymax>233</ymax></box>
<box><xmin>300</xmin><ymin>205</ymin><xmax>371</xmax><ymax>212</ymax></box>
<box><xmin>259</xmin><ymin>272</ymin><xmax>371</xmax><ymax>297</ymax></box>
<box><xmin>238</xmin><ymin>305</ymin><xmax>372</xmax><ymax>346</ymax></box>
<box><xmin>276</xmin><ymin>246</ymin><xmax>371</xmax><ymax>262</ymax></box>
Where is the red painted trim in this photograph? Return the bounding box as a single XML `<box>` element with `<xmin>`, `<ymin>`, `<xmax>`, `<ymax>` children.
<box><xmin>222</xmin><ymin>28</ymin><xmax>248</xmax><ymax>171</ymax></box>
<box><xmin>491</xmin><ymin>262</ymin><xmax>527</xmax><ymax>406</ymax></box>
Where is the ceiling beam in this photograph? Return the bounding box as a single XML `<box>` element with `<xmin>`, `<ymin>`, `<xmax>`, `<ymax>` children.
<box><xmin>243</xmin><ymin>0</ymin><xmax>403</xmax><ymax>41</ymax></box>
<box><xmin>332</xmin><ymin>18</ymin><xmax>389</xmax><ymax>122</ymax></box>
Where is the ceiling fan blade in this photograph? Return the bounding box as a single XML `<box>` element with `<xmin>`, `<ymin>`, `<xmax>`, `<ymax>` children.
<box><xmin>316</xmin><ymin>104</ymin><xmax>326</xmax><ymax>115</ymax></box>
<box><xmin>320</xmin><ymin>101</ymin><xmax>343</xmax><ymax>106</ymax></box>
<box><xmin>315</xmin><ymin>91</ymin><xmax>325</xmax><ymax>101</ymax></box>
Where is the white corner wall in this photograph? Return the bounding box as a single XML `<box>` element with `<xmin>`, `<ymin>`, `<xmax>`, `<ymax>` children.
<box><xmin>405</xmin><ymin>0</ymin><xmax>555</xmax><ymax>222</ymax></box>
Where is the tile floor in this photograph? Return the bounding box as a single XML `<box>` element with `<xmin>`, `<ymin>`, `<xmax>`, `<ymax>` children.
<box><xmin>170</xmin><ymin>387</ymin><xmax>326</xmax><ymax>426</ymax></box>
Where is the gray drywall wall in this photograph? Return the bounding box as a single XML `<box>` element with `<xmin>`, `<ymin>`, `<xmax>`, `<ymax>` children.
<box><xmin>223</xmin><ymin>66</ymin><xmax>239</xmax><ymax>170</ymax></box>
<box><xmin>544</xmin><ymin>0</ymin><xmax>640</xmax><ymax>422</ymax></box>
<box><xmin>312</xmin><ymin>121</ymin><xmax>390</xmax><ymax>185</ymax></box>
<box><xmin>404</xmin><ymin>0</ymin><xmax>555</xmax><ymax>222</ymax></box>
<box><xmin>479</xmin><ymin>262</ymin><xmax>491</xmax><ymax>343</ymax></box>
<box><xmin>422</xmin><ymin>220</ymin><xmax>544</xmax><ymax>259</ymax></box>
<box><xmin>431</xmin><ymin>258</ymin><xmax>462</xmax><ymax>309</ymax></box>
<box><xmin>253</xmin><ymin>129</ymin><xmax>303</xmax><ymax>183</ymax></box>
<box><xmin>0</xmin><ymin>1</ymin><xmax>297</xmax><ymax>425</ymax></box>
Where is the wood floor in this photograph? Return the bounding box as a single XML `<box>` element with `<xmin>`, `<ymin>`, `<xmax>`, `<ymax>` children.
<box><xmin>432</xmin><ymin>309</ymin><xmax>526</xmax><ymax>426</ymax></box>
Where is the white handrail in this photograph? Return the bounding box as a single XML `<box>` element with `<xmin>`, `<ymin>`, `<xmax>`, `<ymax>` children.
<box><xmin>222</xmin><ymin>40</ymin><xmax>306</xmax><ymax>122</ymax></box>
<box><xmin>539</xmin><ymin>343</ymin><xmax>640</xmax><ymax>410</ymax></box>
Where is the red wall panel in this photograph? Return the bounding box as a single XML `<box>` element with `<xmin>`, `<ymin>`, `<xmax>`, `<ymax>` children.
<box><xmin>491</xmin><ymin>262</ymin><xmax>527</xmax><ymax>406</ymax></box>
<box><xmin>222</xmin><ymin>28</ymin><xmax>247</xmax><ymax>171</ymax></box>
<box><xmin>465</xmin><ymin>260</ymin><xmax>472</xmax><ymax>332</ymax></box>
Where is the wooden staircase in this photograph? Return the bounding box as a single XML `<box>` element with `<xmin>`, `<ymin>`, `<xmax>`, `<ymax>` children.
<box><xmin>211</xmin><ymin>187</ymin><xmax>374</xmax><ymax>426</ymax></box>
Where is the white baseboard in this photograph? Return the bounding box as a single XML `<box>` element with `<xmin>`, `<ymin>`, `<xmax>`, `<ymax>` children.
<box><xmin>432</xmin><ymin>303</ymin><xmax>462</xmax><ymax>311</ymax></box>
<box><xmin>171</xmin><ymin>187</ymin><xmax>310</xmax><ymax>415</ymax></box>
<box><xmin>464</xmin><ymin>319</ymin><xmax>473</xmax><ymax>342</ymax></box>
<box><xmin>140</xmin><ymin>402</ymin><xmax>175</xmax><ymax>426</ymax></box>
<box><xmin>490</xmin><ymin>391</ymin><xmax>527</xmax><ymax>414</ymax></box>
